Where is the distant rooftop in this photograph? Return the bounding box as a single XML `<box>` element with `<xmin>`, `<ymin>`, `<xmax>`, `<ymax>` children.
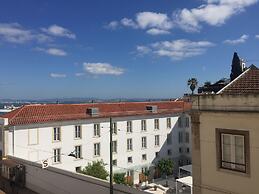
<box><xmin>0</xmin><ymin>101</ymin><xmax>191</xmax><ymax>126</ymax></box>
<box><xmin>218</xmin><ymin>65</ymin><xmax>259</xmax><ymax>95</ymax></box>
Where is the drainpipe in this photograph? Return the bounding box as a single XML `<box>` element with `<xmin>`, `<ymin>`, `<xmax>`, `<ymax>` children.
<box><xmin>12</xmin><ymin>126</ymin><xmax>15</xmax><ymax>156</ymax></box>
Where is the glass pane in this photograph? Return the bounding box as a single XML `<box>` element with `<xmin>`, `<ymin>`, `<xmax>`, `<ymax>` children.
<box><xmin>235</xmin><ymin>135</ymin><xmax>245</xmax><ymax>164</ymax></box>
<box><xmin>222</xmin><ymin>134</ymin><xmax>231</xmax><ymax>162</ymax></box>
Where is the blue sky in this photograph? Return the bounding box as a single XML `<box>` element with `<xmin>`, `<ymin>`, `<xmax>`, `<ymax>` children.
<box><xmin>0</xmin><ymin>0</ymin><xmax>259</xmax><ymax>99</ymax></box>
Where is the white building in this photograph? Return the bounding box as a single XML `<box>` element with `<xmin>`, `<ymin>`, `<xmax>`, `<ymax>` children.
<box><xmin>0</xmin><ymin>101</ymin><xmax>191</xmax><ymax>183</ymax></box>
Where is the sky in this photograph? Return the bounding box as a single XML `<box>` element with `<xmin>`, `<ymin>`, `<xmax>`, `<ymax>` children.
<box><xmin>0</xmin><ymin>0</ymin><xmax>259</xmax><ymax>99</ymax></box>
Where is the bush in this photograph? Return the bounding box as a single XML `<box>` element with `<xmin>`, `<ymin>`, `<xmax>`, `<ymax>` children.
<box><xmin>80</xmin><ymin>160</ymin><xmax>109</xmax><ymax>180</ymax></box>
<box><xmin>113</xmin><ymin>173</ymin><xmax>126</xmax><ymax>184</ymax></box>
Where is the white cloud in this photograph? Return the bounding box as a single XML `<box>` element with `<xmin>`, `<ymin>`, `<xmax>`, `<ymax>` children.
<box><xmin>136</xmin><ymin>45</ymin><xmax>151</xmax><ymax>54</ymax></box>
<box><xmin>255</xmin><ymin>35</ymin><xmax>259</xmax><ymax>39</ymax></box>
<box><xmin>175</xmin><ymin>0</ymin><xmax>258</xmax><ymax>32</ymax></box>
<box><xmin>137</xmin><ymin>39</ymin><xmax>215</xmax><ymax>60</ymax></box>
<box><xmin>223</xmin><ymin>34</ymin><xmax>249</xmax><ymax>44</ymax></box>
<box><xmin>108</xmin><ymin>12</ymin><xmax>173</xmax><ymax>35</ymax></box>
<box><xmin>0</xmin><ymin>23</ymin><xmax>52</xmax><ymax>43</ymax></box>
<box><xmin>83</xmin><ymin>63</ymin><xmax>124</xmax><ymax>75</ymax></box>
<box><xmin>146</xmin><ymin>28</ymin><xmax>170</xmax><ymax>35</ymax></box>
<box><xmin>36</xmin><ymin>47</ymin><xmax>67</xmax><ymax>56</ymax></box>
<box><xmin>121</xmin><ymin>18</ymin><xmax>138</xmax><ymax>29</ymax></box>
<box><xmin>50</xmin><ymin>73</ymin><xmax>67</xmax><ymax>78</ymax></box>
<box><xmin>75</xmin><ymin>73</ymin><xmax>85</xmax><ymax>77</ymax></box>
<box><xmin>136</xmin><ymin>12</ymin><xmax>173</xmax><ymax>30</ymax></box>
<box><xmin>42</xmin><ymin>25</ymin><xmax>76</xmax><ymax>39</ymax></box>
<box><xmin>105</xmin><ymin>21</ymin><xmax>119</xmax><ymax>30</ymax></box>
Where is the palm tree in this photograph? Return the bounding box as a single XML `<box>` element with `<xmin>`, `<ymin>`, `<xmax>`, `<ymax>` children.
<box><xmin>188</xmin><ymin>78</ymin><xmax>198</xmax><ymax>95</ymax></box>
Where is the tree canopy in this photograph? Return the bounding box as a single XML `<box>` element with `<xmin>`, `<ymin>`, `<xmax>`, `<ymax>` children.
<box><xmin>80</xmin><ymin>160</ymin><xmax>109</xmax><ymax>180</ymax></box>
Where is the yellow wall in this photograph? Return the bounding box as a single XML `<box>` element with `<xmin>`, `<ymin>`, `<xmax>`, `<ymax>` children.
<box><xmin>191</xmin><ymin>94</ymin><xmax>259</xmax><ymax>194</ymax></box>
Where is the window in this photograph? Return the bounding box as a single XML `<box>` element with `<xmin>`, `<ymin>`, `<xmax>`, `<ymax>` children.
<box><xmin>94</xmin><ymin>124</ymin><xmax>100</xmax><ymax>137</ymax></box>
<box><xmin>142</xmin><ymin>167</ymin><xmax>148</xmax><ymax>174</ymax></box>
<box><xmin>112</xmin><ymin>141</ymin><xmax>117</xmax><ymax>153</ymax></box>
<box><xmin>154</xmin><ymin>119</ymin><xmax>159</xmax><ymax>130</ymax></box>
<box><xmin>53</xmin><ymin>127</ymin><xmax>61</xmax><ymax>141</ymax></box>
<box><xmin>167</xmin><ymin>134</ymin><xmax>172</xmax><ymax>145</ymax></box>
<box><xmin>94</xmin><ymin>143</ymin><xmax>100</xmax><ymax>156</ymax></box>
<box><xmin>178</xmin><ymin>159</ymin><xmax>183</xmax><ymax>166</ymax></box>
<box><xmin>179</xmin><ymin>147</ymin><xmax>182</xmax><ymax>153</ymax></box>
<box><xmin>155</xmin><ymin>135</ymin><xmax>160</xmax><ymax>146</ymax></box>
<box><xmin>112</xmin><ymin>122</ymin><xmax>117</xmax><ymax>135</ymax></box>
<box><xmin>178</xmin><ymin>132</ymin><xmax>183</xmax><ymax>143</ymax></box>
<box><xmin>75</xmin><ymin>145</ymin><xmax>82</xmax><ymax>159</ymax></box>
<box><xmin>167</xmin><ymin>149</ymin><xmax>172</xmax><ymax>156</ymax></box>
<box><xmin>141</xmin><ymin>120</ymin><xmax>147</xmax><ymax>131</ymax></box>
<box><xmin>142</xmin><ymin>154</ymin><xmax>147</xmax><ymax>161</ymax></box>
<box><xmin>186</xmin><ymin>159</ymin><xmax>191</xmax><ymax>165</ymax></box>
<box><xmin>217</xmin><ymin>129</ymin><xmax>249</xmax><ymax>173</ymax></box>
<box><xmin>127</xmin><ymin>121</ymin><xmax>132</xmax><ymax>133</ymax></box>
<box><xmin>127</xmin><ymin>170</ymin><xmax>133</xmax><ymax>176</ymax></box>
<box><xmin>186</xmin><ymin>147</ymin><xmax>190</xmax><ymax>153</ymax></box>
<box><xmin>128</xmin><ymin>156</ymin><xmax>133</xmax><ymax>163</ymax></box>
<box><xmin>142</xmin><ymin>137</ymin><xmax>147</xmax><ymax>149</ymax></box>
<box><xmin>75</xmin><ymin>125</ymin><xmax>81</xmax><ymax>139</ymax></box>
<box><xmin>155</xmin><ymin>152</ymin><xmax>159</xmax><ymax>158</ymax></box>
<box><xmin>178</xmin><ymin>117</ymin><xmax>182</xmax><ymax>128</ymax></box>
<box><xmin>53</xmin><ymin>148</ymin><xmax>61</xmax><ymax>163</ymax></box>
<box><xmin>185</xmin><ymin>132</ymin><xmax>189</xmax><ymax>143</ymax></box>
<box><xmin>75</xmin><ymin>166</ymin><xmax>81</xmax><ymax>172</ymax></box>
<box><xmin>185</xmin><ymin>117</ymin><xmax>190</xmax><ymax>128</ymax></box>
<box><xmin>112</xmin><ymin>159</ymin><xmax>117</xmax><ymax>166</ymax></box>
<box><xmin>167</xmin><ymin>118</ymin><xmax>171</xmax><ymax>129</ymax></box>
<box><xmin>127</xmin><ymin>138</ymin><xmax>133</xmax><ymax>151</ymax></box>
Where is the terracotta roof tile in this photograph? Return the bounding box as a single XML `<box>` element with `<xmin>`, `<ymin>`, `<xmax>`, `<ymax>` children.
<box><xmin>218</xmin><ymin>65</ymin><xmax>259</xmax><ymax>94</ymax></box>
<box><xmin>1</xmin><ymin>101</ymin><xmax>191</xmax><ymax>126</ymax></box>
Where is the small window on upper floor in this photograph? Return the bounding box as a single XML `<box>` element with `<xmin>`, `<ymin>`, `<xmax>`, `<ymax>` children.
<box><xmin>167</xmin><ymin>118</ymin><xmax>171</xmax><ymax>129</ymax></box>
<box><xmin>75</xmin><ymin>125</ymin><xmax>82</xmax><ymax>139</ymax></box>
<box><xmin>154</xmin><ymin>119</ymin><xmax>159</xmax><ymax>130</ymax></box>
<box><xmin>53</xmin><ymin>127</ymin><xmax>61</xmax><ymax>142</ymax></box>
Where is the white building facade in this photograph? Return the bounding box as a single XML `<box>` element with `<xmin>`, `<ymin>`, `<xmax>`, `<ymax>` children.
<box><xmin>0</xmin><ymin>101</ymin><xmax>191</xmax><ymax>183</ymax></box>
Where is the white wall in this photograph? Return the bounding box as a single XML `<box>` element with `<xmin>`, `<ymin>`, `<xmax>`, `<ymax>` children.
<box><xmin>9</xmin><ymin>156</ymin><xmax>146</xmax><ymax>194</ymax></box>
<box><xmin>5</xmin><ymin>113</ymin><xmax>191</xmax><ymax>182</ymax></box>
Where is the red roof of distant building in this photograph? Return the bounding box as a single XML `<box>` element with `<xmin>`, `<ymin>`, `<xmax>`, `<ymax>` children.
<box><xmin>1</xmin><ymin>101</ymin><xmax>191</xmax><ymax>126</ymax></box>
<box><xmin>218</xmin><ymin>65</ymin><xmax>259</xmax><ymax>94</ymax></box>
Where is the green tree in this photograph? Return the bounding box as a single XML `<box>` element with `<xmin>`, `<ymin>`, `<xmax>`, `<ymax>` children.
<box><xmin>113</xmin><ymin>173</ymin><xmax>126</xmax><ymax>184</ymax></box>
<box><xmin>81</xmin><ymin>160</ymin><xmax>109</xmax><ymax>180</ymax></box>
<box><xmin>187</xmin><ymin>78</ymin><xmax>198</xmax><ymax>95</ymax></box>
<box><xmin>157</xmin><ymin>158</ymin><xmax>174</xmax><ymax>176</ymax></box>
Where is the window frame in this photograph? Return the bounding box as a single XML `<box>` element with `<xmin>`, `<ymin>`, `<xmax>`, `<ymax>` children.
<box><xmin>74</xmin><ymin>125</ymin><xmax>82</xmax><ymax>139</ymax></box>
<box><xmin>154</xmin><ymin>119</ymin><xmax>159</xmax><ymax>130</ymax></box>
<box><xmin>155</xmin><ymin>135</ymin><xmax>160</xmax><ymax>146</ymax></box>
<box><xmin>216</xmin><ymin>128</ymin><xmax>250</xmax><ymax>174</ymax></box>
<box><xmin>74</xmin><ymin>145</ymin><xmax>82</xmax><ymax>159</ymax></box>
<box><xmin>127</xmin><ymin>138</ymin><xmax>133</xmax><ymax>151</ymax></box>
<box><xmin>94</xmin><ymin>143</ymin><xmax>101</xmax><ymax>157</ymax></box>
<box><xmin>94</xmin><ymin>123</ymin><xmax>100</xmax><ymax>137</ymax></box>
<box><xmin>53</xmin><ymin>127</ymin><xmax>61</xmax><ymax>142</ymax></box>
<box><xmin>142</xmin><ymin>136</ymin><xmax>147</xmax><ymax>149</ymax></box>
<box><xmin>167</xmin><ymin>118</ymin><xmax>171</xmax><ymax>129</ymax></box>
<box><xmin>127</xmin><ymin>121</ymin><xmax>133</xmax><ymax>133</ymax></box>
<box><xmin>141</xmin><ymin>120</ymin><xmax>147</xmax><ymax>131</ymax></box>
<box><xmin>53</xmin><ymin>148</ymin><xmax>61</xmax><ymax>164</ymax></box>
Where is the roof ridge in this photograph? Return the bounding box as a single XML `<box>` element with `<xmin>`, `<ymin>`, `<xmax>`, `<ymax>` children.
<box><xmin>216</xmin><ymin>67</ymin><xmax>251</xmax><ymax>94</ymax></box>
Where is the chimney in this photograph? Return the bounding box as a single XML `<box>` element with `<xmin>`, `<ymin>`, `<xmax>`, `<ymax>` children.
<box><xmin>146</xmin><ymin>105</ymin><xmax>157</xmax><ymax>113</ymax></box>
<box><xmin>87</xmin><ymin>108</ymin><xmax>99</xmax><ymax>116</ymax></box>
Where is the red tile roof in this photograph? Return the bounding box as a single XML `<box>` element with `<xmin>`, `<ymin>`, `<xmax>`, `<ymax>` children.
<box><xmin>1</xmin><ymin>101</ymin><xmax>191</xmax><ymax>126</ymax></box>
<box><xmin>218</xmin><ymin>65</ymin><xmax>259</xmax><ymax>94</ymax></box>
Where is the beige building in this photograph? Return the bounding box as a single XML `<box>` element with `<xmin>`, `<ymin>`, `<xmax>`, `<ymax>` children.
<box><xmin>191</xmin><ymin>65</ymin><xmax>259</xmax><ymax>194</ymax></box>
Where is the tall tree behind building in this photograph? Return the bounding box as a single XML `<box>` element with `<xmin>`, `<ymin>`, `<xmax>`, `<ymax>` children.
<box><xmin>230</xmin><ymin>52</ymin><xmax>243</xmax><ymax>81</ymax></box>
